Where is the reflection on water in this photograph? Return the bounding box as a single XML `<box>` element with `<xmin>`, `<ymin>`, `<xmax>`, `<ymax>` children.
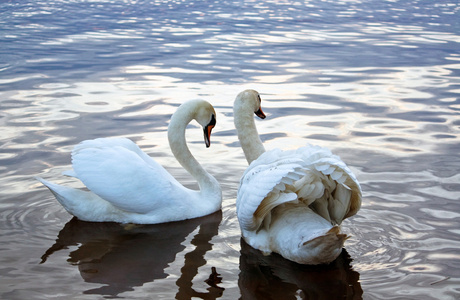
<box><xmin>41</xmin><ymin>212</ymin><xmax>224</xmax><ymax>298</ymax></box>
<box><xmin>239</xmin><ymin>240</ymin><xmax>362</xmax><ymax>299</ymax></box>
<box><xmin>1</xmin><ymin>0</ymin><xmax>460</xmax><ymax>299</ymax></box>
<box><xmin>39</xmin><ymin>212</ymin><xmax>362</xmax><ymax>299</ymax></box>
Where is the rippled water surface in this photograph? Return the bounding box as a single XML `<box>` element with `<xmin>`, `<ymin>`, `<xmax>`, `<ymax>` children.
<box><xmin>1</xmin><ymin>0</ymin><xmax>460</xmax><ymax>299</ymax></box>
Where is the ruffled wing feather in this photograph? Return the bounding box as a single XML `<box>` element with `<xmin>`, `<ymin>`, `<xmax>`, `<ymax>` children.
<box><xmin>237</xmin><ymin>149</ymin><xmax>307</xmax><ymax>231</ymax></box>
<box><xmin>237</xmin><ymin>145</ymin><xmax>362</xmax><ymax>231</ymax></box>
<box><xmin>301</xmin><ymin>145</ymin><xmax>362</xmax><ymax>223</ymax></box>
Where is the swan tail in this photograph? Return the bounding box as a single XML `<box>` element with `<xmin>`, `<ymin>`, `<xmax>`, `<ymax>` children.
<box><xmin>297</xmin><ymin>226</ymin><xmax>347</xmax><ymax>265</ymax></box>
<box><xmin>35</xmin><ymin>177</ymin><xmax>112</xmax><ymax>222</ymax></box>
<box><xmin>62</xmin><ymin>170</ymin><xmax>77</xmax><ymax>177</ymax></box>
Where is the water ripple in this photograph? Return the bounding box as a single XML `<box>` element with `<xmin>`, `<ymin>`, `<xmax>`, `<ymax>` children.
<box><xmin>1</xmin><ymin>0</ymin><xmax>460</xmax><ymax>299</ymax></box>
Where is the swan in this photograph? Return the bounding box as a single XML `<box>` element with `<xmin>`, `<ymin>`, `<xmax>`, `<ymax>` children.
<box><xmin>37</xmin><ymin>99</ymin><xmax>222</xmax><ymax>224</ymax></box>
<box><xmin>233</xmin><ymin>90</ymin><xmax>362</xmax><ymax>265</ymax></box>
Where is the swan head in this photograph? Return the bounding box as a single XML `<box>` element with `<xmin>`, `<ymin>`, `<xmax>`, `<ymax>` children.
<box><xmin>194</xmin><ymin>100</ymin><xmax>217</xmax><ymax>148</ymax></box>
<box><xmin>235</xmin><ymin>89</ymin><xmax>266</xmax><ymax>119</ymax></box>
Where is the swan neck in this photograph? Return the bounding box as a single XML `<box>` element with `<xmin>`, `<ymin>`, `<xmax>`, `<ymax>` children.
<box><xmin>168</xmin><ymin>104</ymin><xmax>220</xmax><ymax>196</ymax></box>
<box><xmin>234</xmin><ymin>103</ymin><xmax>266</xmax><ymax>164</ymax></box>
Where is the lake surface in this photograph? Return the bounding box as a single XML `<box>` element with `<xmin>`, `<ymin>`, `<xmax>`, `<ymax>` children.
<box><xmin>1</xmin><ymin>0</ymin><xmax>460</xmax><ymax>299</ymax></box>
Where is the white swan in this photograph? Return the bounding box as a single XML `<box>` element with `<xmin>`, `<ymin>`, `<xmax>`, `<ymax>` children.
<box><xmin>234</xmin><ymin>90</ymin><xmax>362</xmax><ymax>265</ymax></box>
<box><xmin>37</xmin><ymin>100</ymin><xmax>222</xmax><ymax>224</ymax></box>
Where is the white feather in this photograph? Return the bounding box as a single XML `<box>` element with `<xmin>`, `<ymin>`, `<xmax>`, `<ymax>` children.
<box><xmin>37</xmin><ymin>100</ymin><xmax>222</xmax><ymax>224</ymax></box>
<box><xmin>233</xmin><ymin>90</ymin><xmax>362</xmax><ymax>265</ymax></box>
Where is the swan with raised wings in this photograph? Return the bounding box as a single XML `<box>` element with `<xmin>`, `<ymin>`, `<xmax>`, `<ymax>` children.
<box><xmin>37</xmin><ymin>100</ymin><xmax>222</xmax><ymax>224</ymax></box>
<box><xmin>234</xmin><ymin>90</ymin><xmax>362</xmax><ymax>265</ymax></box>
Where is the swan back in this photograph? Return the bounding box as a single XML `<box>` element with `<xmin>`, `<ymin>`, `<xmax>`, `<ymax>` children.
<box><xmin>237</xmin><ymin>145</ymin><xmax>362</xmax><ymax>233</ymax></box>
<box><xmin>70</xmin><ymin>139</ymin><xmax>181</xmax><ymax>214</ymax></box>
<box><xmin>236</xmin><ymin>144</ymin><xmax>361</xmax><ymax>264</ymax></box>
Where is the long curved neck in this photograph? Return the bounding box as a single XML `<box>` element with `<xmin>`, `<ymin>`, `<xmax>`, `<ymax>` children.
<box><xmin>234</xmin><ymin>101</ymin><xmax>266</xmax><ymax>164</ymax></box>
<box><xmin>168</xmin><ymin>103</ymin><xmax>220</xmax><ymax>198</ymax></box>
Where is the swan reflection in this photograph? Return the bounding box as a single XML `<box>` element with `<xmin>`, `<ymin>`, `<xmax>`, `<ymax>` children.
<box><xmin>238</xmin><ymin>239</ymin><xmax>363</xmax><ymax>299</ymax></box>
<box><xmin>41</xmin><ymin>211</ymin><xmax>223</xmax><ymax>298</ymax></box>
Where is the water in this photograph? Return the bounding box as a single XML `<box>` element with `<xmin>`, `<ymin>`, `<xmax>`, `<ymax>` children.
<box><xmin>1</xmin><ymin>0</ymin><xmax>459</xmax><ymax>299</ymax></box>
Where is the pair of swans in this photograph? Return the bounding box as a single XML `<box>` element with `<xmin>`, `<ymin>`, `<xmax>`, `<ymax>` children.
<box><xmin>38</xmin><ymin>90</ymin><xmax>361</xmax><ymax>265</ymax></box>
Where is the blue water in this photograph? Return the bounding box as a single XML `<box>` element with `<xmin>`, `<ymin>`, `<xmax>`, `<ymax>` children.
<box><xmin>1</xmin><ymin>0</ymin><xmax>460</xmax><ymax>299</ymax></box>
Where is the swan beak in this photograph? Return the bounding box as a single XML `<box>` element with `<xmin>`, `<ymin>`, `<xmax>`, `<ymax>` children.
<box><xmin>204</xmin><ymin>125</ymin><xmax>214</xmax><ymax>148</ymax></box>
<box><xmin>204</xmin><ymin>114</ymin><xmax>216</xmax><ymax>148</ymax></box>
<box><xmin>255</xmin><ymin>107</ymin><xmax>266</xmax><ymax>119</ymax></box>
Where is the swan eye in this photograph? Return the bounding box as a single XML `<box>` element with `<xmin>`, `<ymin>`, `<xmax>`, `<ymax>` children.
<box><xmin>257</xmin><ymin>94</ymin><xmax>262</xmax><ymax>103</ymax></box>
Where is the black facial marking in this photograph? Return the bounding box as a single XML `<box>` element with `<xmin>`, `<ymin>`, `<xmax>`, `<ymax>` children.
<box><xmin>208</xmin><ymin>114</ymin><xmax>216</xmax><ymax>127</ymax></box>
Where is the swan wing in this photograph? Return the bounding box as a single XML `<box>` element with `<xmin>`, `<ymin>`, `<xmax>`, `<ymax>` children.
<box><xmin>63</xmin><ymin>138</ymin><xmax>167</xmax><ymax>178</ymax></box>
<box><xmin>73</xmin><ymin>138</ymin><xmax>171</xmax><ymax>174</ymax></box>
<box><xmin>237</xmin><ymin>149</ymin><xmax>307</xmax><ymax>231</ymax></box>
<box><xmin>71</xmin><ymin>138</ymin><xmax>181</xmax><ymax>214</ymax></box>
<box><xmin>296</xmin><ymin>144</ymin><xmax>362</xmax><ymax>224</ymax></box>
<box><xmin>237</xmin><ymin>145</ymin><xmax>362</xmax><ymax>231</ymax></box>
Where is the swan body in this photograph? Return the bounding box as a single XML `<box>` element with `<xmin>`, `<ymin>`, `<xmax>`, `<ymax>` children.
<box><xmin>37</xmin><ymin>100</ymin><xmax>222</xmax><ymax>224</ymax></box>
<box><xmin>234</xmin><ymin>90</ymin><xmax>361</xmax><ymax>264</ymax></box>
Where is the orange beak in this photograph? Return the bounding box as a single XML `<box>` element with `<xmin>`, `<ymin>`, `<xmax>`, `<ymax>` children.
<box><xmin>203</xmin><ymin>114</ymin><xmax>216</xmax><ymax>148</ymax></box>
<box><xmin>204</xmin><ymin>124</ymin><xmax>214</xmax><ymax>148</ymax></box>
<box><xmin>255</xmin><ymin>107</ymin><xmax>266</xmax><ymax>119</ymax></box>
